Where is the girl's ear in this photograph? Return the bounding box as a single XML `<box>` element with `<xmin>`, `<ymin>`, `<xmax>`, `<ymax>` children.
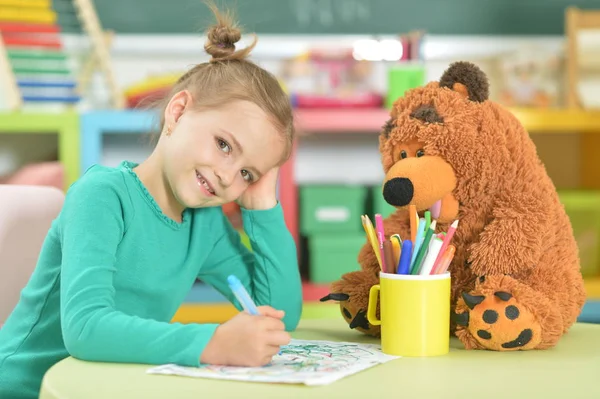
<box><xmin>164</xmin><ymin>90</ymin><xmax>193</xmax><ymax>128</ymax></box>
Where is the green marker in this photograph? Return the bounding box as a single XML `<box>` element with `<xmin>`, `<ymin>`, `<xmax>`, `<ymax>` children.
<box><xmin>424</xmin><ymin>210</ymin><xmax>431</xmax><ymax>232</ymax></box>
<box><xmin>410</xmin><ymin>220</ymin><xmax>437</xmax><ymax>274</ymax></box>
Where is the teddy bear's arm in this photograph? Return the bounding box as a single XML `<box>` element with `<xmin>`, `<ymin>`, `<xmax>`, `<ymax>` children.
<box><xmin>467</xmin><ymin>191</ymin><xmax>548</xmax><ymax>277</ymax></box>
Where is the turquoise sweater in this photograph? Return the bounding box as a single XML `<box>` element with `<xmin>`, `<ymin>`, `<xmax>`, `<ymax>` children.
<box><xmin>0</xmin><ymin>161</ymin><xmax>302</xmax><ymax>399</ymax></box>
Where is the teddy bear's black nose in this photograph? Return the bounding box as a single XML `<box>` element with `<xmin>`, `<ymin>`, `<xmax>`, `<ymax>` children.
<box><xmin>383</xmin><ymin>177</ymin><xmax>414</xmax><ymax>206</ymax></box>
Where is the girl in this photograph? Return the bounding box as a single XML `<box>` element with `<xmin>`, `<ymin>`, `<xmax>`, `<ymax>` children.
<box><xmin>0</xmin><ymin>3</ymin><xmax>302</xmax><ymax>398</ymax></box>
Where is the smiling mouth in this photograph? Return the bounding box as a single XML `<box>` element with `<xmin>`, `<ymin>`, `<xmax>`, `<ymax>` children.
<box><xmin>501</xmin><ymin>329</ymin><xmax>533</xmax><ymax>349</ymax></box>
<box><xmin>195</xmin><ymin>170</ymin><xmax>215</xmax><ymax>195</ymax></box>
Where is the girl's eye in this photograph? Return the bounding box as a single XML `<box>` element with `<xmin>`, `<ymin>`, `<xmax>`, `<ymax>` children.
<box><xmin>217</xmin><ymin>138</ymin><xmax>231</xmax><ymax>154</ymax></box>
<box><xmin>416</xmin><ymin>149</ymin><xmax>425</xmax><ymax>157</ymax></box>
<box><xmin>241</xmin><ymin>170</ymin><xmax>253</xmax><ymax>182</ymax></box>
<box><xmin>400</xmin><ymin>150</ymin><xmax>408</xmax><ymax>159</ymax></box>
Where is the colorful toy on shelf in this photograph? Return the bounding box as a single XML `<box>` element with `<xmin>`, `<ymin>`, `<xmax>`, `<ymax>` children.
<box><xmin>123</xmin><ymin>73</ymin><xmax>180</xmax><ymax>109</ymax></box>
<box><xmin>280</xmin><ymin>47</ymin><xmax>383</xmax><ymax>109</ymax></box>
<box><xmin>0</xmin><ymin>0</ymin><xmax>77</xmax><ymax>108</ymax></box>
<box><xmin>125</xmin><ymin>73</ymin><xmax>287</xmax><ymax>110</ymax></box>
<box><xmin>495</xmin><ymin>46</ymin><xmax>562</xmax><ymax>108</ymax></box>
<box><xmin>0</xmin><ymin>0</ymin><xmax>123</xmax><ymax>110</ymax></box>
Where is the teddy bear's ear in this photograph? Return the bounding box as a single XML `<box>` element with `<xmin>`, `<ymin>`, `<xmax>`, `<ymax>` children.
<box><xmin>439</xmin><ymin>61</ymin><xmax>489</xmax><ymax>102</ymax></box>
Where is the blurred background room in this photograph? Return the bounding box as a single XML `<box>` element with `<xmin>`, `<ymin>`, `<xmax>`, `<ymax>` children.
<box><xmin>1</xmin><ymin>0</ymin><xmax>600</xmax><ymax>325</ymax></box>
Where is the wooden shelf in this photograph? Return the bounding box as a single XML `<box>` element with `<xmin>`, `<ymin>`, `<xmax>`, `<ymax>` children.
<box><xmin>509</xmin><ymin>108</ymin><xmax>600</xmax><ymax>133</ymax></box>
<box><xmin>585</xmin><ymin>277</ymin><xmax>600</xmax><ymax>299</ymax></box>
<box><xmin>173</xmin><ymin>282</ymin><xmax>337</xmax><ymax>324</ymax></box>
<box><xmin>172</xmin><ymin>302</ymin><xmax>340</xmax><ymax>324</ymax></box>
<box><xmin>0</xmin><ymin>111</ymin><xmax>80</xmax><ymax>189</ymax></box>
<box><xmin>293</xmin><ymin>107</ymin><xmax>600</xmax><ymax>134</ymax></box>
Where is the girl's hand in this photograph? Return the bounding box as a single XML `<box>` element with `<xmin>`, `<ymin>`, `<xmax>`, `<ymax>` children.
<box><xmin>236</xmin><ymin>167</ymin><xmax>279</xmax><ymax>210</ymax></box>
<box><xmin>200</xmin><ymin>306</ymin><xmax>289</xmax><ymax>367</ymax></box>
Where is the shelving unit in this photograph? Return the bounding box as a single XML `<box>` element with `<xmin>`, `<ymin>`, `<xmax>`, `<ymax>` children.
<box><xmin>80</xmin><ymin>110</ymin><xmax>156</xmax><ymax>173</ymax></box>
<box><xmin>0</xmin><ymin>112</ymin><xmax>79</xmax><ymax>189</ymax></box>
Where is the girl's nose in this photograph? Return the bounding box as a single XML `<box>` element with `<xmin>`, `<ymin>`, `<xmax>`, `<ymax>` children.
<box><xmin>215</xmin><ymin>168</ymin><xmax>235</xmax><ymax>188</ymax></box>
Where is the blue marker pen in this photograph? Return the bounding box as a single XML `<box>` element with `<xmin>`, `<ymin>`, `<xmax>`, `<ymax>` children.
<box><xmin>397</xmin><ymin>240</ymin><xmax>413</xmax><ymax>275</ymax></box>
<box><xmin>227</xmin><ymin>275</ymin><xmax>259</xmax><ymax>315</ymax></box>
<box><xmin>228</xmin><ymin>275</ymin><xmax>285</xmax><ymax>356</ymax></box>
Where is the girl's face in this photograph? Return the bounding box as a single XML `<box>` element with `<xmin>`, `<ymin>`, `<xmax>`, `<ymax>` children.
<box><xmin>161</xmin><ymin>92</ymin><xmax>286</xmax><ymax>209</ymax></box>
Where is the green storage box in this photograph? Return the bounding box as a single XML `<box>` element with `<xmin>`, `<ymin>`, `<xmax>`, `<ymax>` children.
<box><xmin>386</xmin><ymin>65</ymin><xmax>426</xmax><ymax>109</ymax></box>
<box><xmin>372</xmin><ymin>186</ymin><xmax>397</xmax><ymax>218</ymax></box>
<box><xmin>559</xmin><ymin>190</ymin><xmax>600</xmax><ymax>277</ymax></box>
<box><xmin>300</xmin><ymin>185</ymin><xmax>367</xmax><ymax>235</ymax></box>
<box><xmin>308</xmin><ymin>233</ymin><xmax>367</xmax><ymax>284</ymax></box>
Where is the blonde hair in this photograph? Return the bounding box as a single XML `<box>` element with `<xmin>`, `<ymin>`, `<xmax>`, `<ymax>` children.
<box><xmin>154</xmin><ymin>1</ymin><xmax>294</xmax><ymax>163</ymax></box>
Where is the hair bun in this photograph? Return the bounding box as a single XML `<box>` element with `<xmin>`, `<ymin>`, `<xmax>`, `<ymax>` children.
<box><xmin>203</xmin><ymin>2</ymin><xmax>254</xmax><ymax>62</ymax></box>
<box><xmin>205</xmin><ymin>24</ymin><xmax>241</xmax><ymax>59</ymax></box>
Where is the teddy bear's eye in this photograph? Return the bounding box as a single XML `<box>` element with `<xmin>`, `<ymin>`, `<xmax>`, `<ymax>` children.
<box><xmin>400</xmin><ymin>150</ymin><xmax>408</xmax><ymax>159</ymax></box>
<box><xmin>416</xmin><ymin>149</ymin><xmax>425</xmax><ymax>157</ymax></box>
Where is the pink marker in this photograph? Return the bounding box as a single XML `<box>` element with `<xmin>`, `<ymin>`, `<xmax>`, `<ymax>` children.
<box><xmin>431</xmin><ymin>219</ymin><xmax>459</xmax><ymax>274</ymax></box>
<box><xmin>374</xmin><ymin>214</ymin><xmax>386</xmax><ymax>273</ymax></box>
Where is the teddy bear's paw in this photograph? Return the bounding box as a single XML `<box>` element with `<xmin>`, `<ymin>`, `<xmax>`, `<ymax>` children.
<box><xmin>319</xmin><ymin>293</ymin><xmax>381</xmax><ymax>337</ymax></box>
<box><xmin>453</xmin><ymin>290</ymin><xmax>542</xmax><ymax>351</ymax></box>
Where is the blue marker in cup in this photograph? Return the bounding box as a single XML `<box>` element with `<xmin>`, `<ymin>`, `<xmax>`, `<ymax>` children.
<box><xmin>397</xmin><ymin>240</ymin><xmax>413</xmax><ymax>275</ymax></box>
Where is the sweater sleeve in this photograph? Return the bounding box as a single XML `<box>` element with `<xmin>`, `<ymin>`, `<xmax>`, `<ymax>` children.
<box><xmin>59</xmin><ymin>176</ymin><xmax>213</xmax><ymax>367</ymax></box>
<box><xmin>197</xmin><ymin>203</ymin><xmax>302</xmax><ymax>331</ymax></box>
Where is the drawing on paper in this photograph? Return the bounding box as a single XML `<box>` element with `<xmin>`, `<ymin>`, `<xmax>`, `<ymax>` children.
<box><xmin>147</xmin><ymin>339</ymin><xmax>398</xmax><ymax>386</ymax></box>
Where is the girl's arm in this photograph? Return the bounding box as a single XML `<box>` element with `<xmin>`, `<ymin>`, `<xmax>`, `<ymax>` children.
<box><xmin>197</xmin><ymin>203</ymin><xmax>302</xmax><ymax>331</ymax></box>
<box><xmin>59</xmin><ymin>177</ymin><xmax>217</xmax><ymax>366</ymax></box>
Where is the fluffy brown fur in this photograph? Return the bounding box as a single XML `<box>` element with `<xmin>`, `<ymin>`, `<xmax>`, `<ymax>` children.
<box><xmin>321</xmin><ymin>61</ymin><xmax>586</xmax><ymax>351</ymax></box>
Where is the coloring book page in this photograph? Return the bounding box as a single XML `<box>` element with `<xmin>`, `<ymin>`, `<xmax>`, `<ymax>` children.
<box><xmin>147</xmin><ymin>339</ymin><xmax>398</xmax><ymax>386</ymax></box>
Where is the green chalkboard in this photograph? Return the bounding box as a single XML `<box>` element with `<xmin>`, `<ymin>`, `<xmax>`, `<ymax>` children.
<box><xmin>54</xmin><ymin>0</ymin><xmax>600</xmax><ymax>35</ymax></box>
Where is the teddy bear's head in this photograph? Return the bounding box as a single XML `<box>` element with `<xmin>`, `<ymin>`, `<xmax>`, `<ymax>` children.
<box><xmin>379</xmin><ymin>61</ymin><xmax>523</xmax><ymax>221</ymax></box>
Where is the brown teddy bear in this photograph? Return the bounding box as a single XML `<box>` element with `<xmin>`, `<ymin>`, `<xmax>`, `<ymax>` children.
<box><xmin>321</xmin><ymin>61</ymin><xmax>586</xmax><ymax>351</ymax></box>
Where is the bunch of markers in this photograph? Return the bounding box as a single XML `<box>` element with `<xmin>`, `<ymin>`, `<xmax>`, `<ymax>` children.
<box><xmin>361</xmin><ymin>205</ymin><xmax>457</xmax><ymax>275</ymax></box>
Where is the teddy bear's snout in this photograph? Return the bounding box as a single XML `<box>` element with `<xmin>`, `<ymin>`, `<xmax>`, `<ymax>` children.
<box><xmin>381</xmin><ymin>155</ymin><xmax>458</xmax><ymax>222</ymax></box>
<box><xmin>383</xmin><ymin>177</ymin><xmax>414</xmax><ymax>206</ymax></box>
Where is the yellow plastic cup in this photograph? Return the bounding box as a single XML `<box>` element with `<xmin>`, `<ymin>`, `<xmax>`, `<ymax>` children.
<box><xmin>367</xmin><ymin>271</ymin><xmax>450</xmax><ymax>356</ymax></box>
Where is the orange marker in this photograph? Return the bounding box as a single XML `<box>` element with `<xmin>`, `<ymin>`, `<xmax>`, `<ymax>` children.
<box><xmin>409</xmin><ymin>204</ymin><xmax>418</xmax><ymax>244</ymax></box>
